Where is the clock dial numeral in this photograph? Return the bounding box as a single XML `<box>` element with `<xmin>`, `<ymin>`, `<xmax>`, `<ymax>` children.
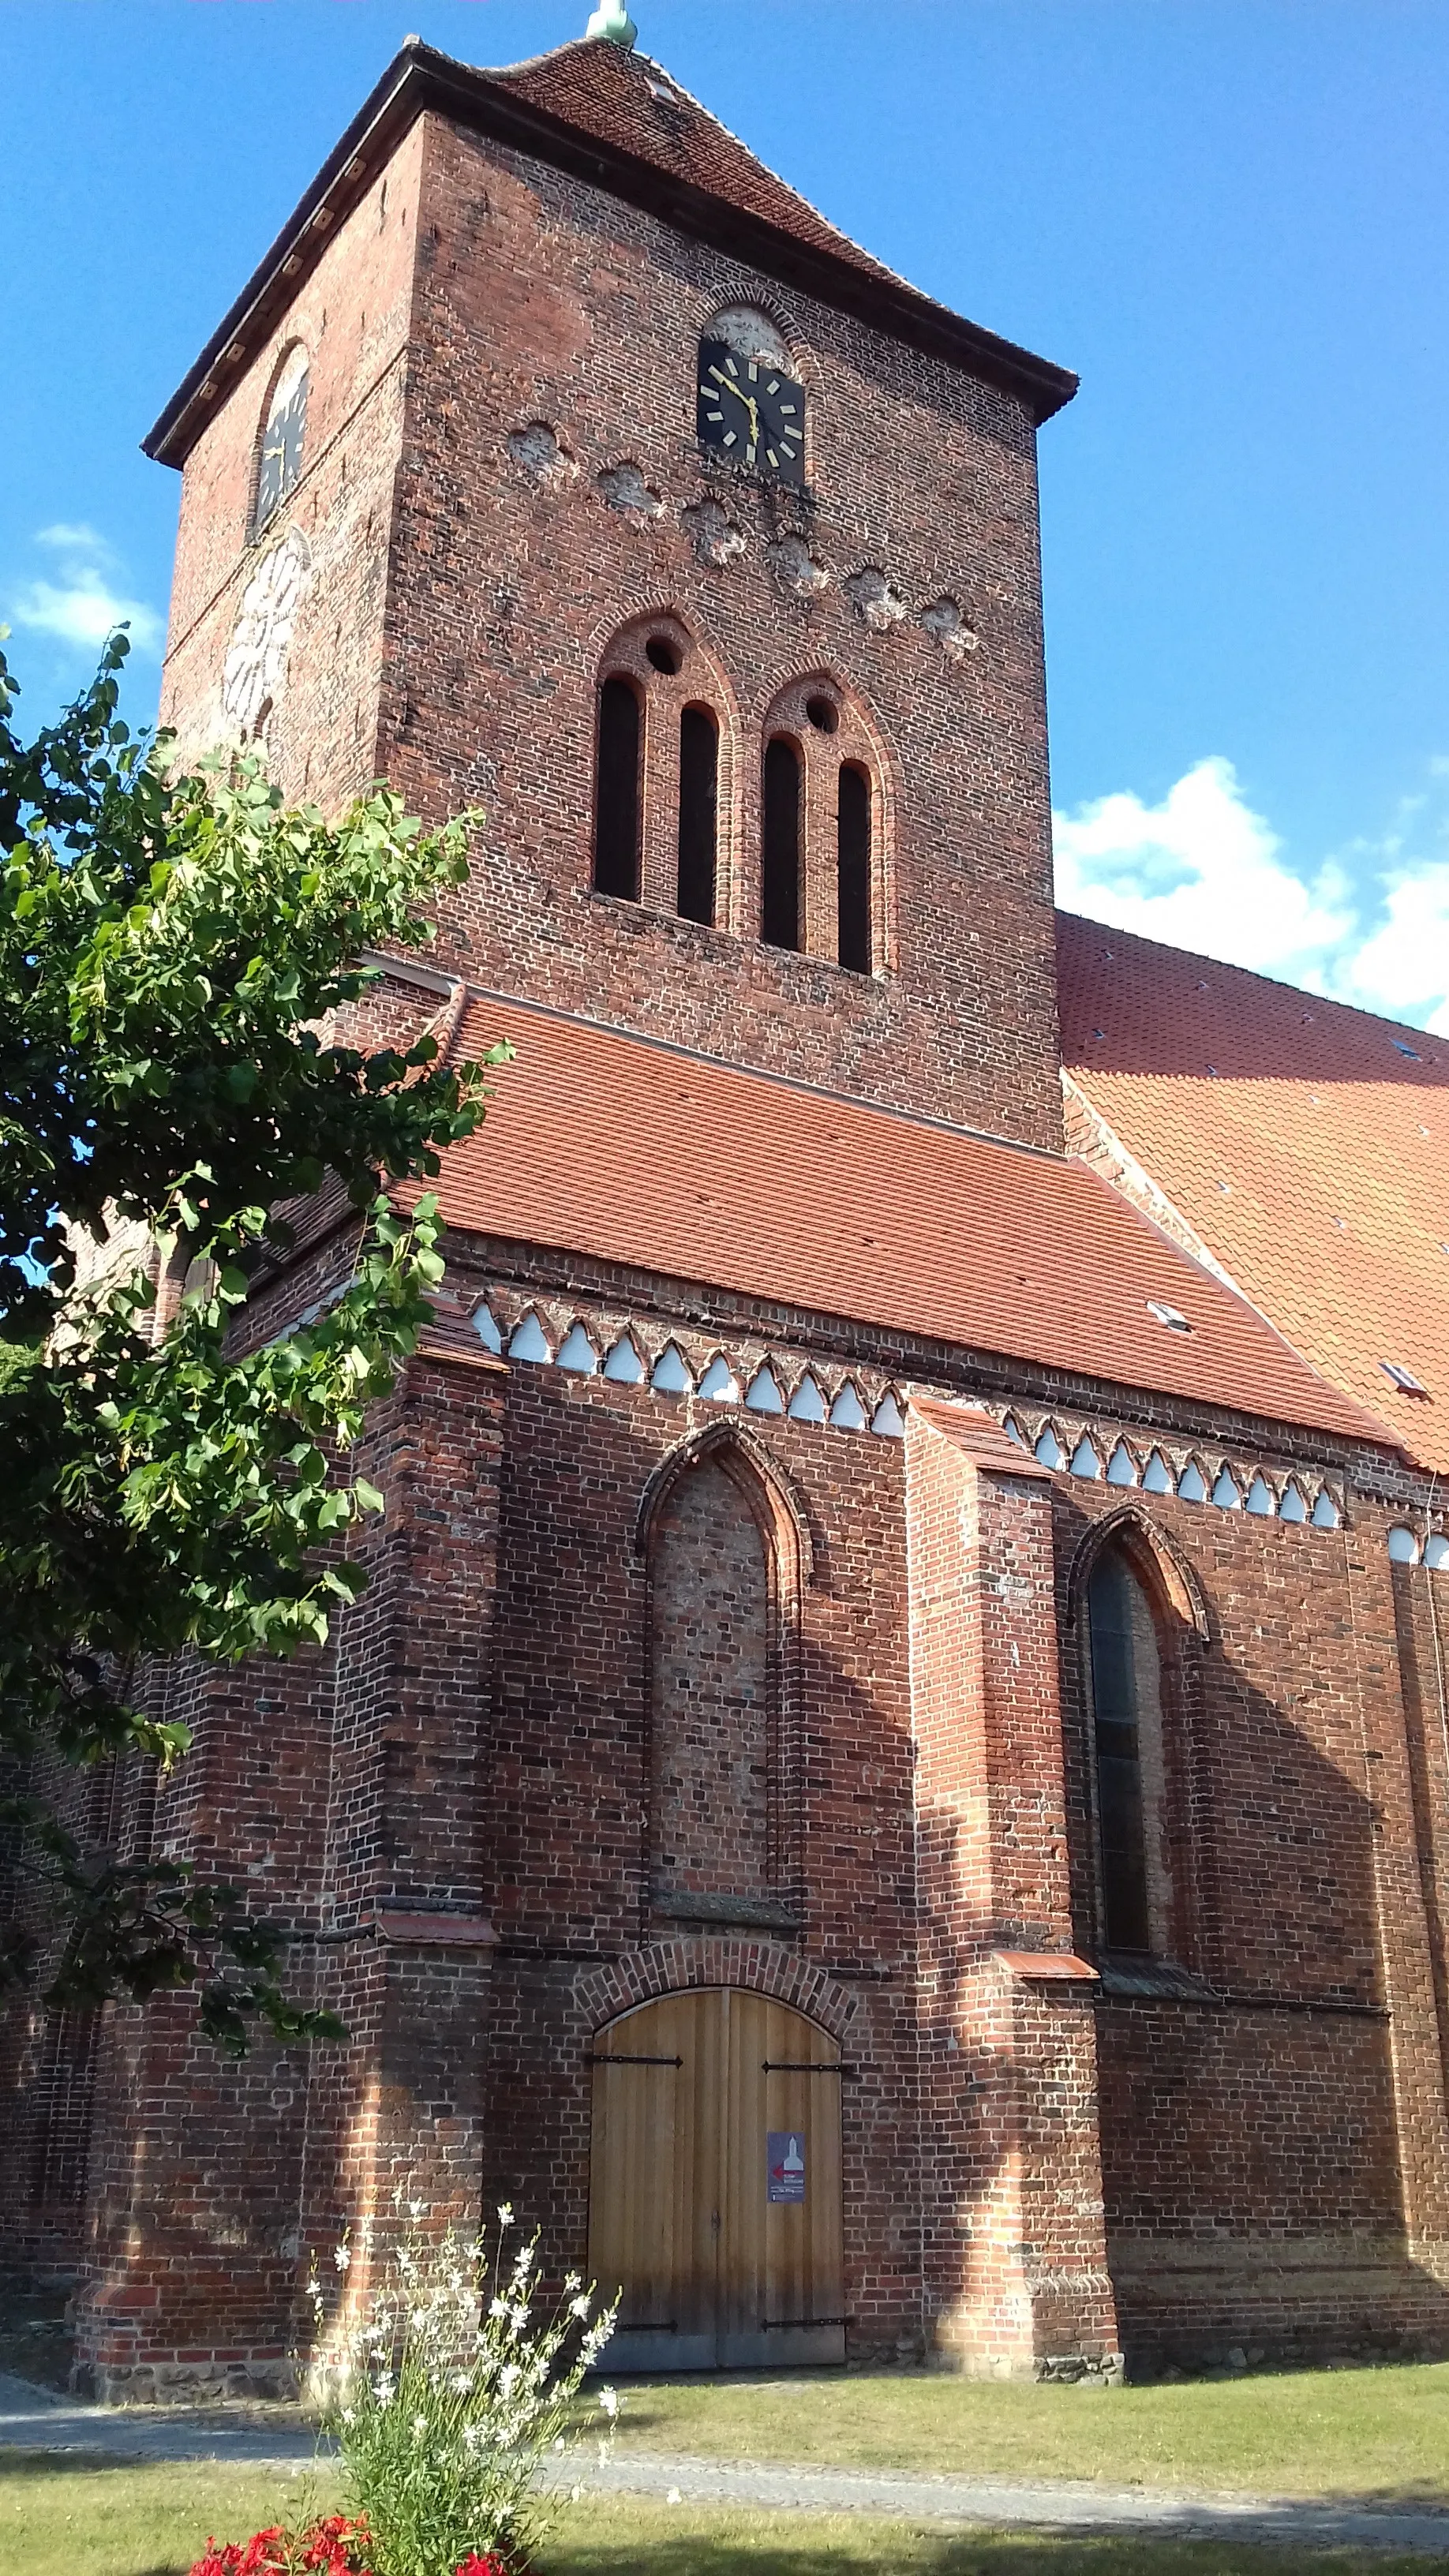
<box><xmin>696</xmin><ymin>338</ymin><xmax>807</xmax><ymax>486</ymax></box>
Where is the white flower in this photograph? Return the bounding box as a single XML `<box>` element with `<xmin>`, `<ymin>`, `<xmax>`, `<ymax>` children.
<box><xmin>489</xmin><ymin>2298</ymin><xmax>509</xmax><ymax>2320</ymax></box>
<box><xmin>569</xmin><ymin>2293</ymin><xmax>592</xmax><ymax>2320</ymax></box>
<box><xmin>413</xmin><ymin>2413</ymin><xmax>429</xmax><ymax>2436</ymax></box>
<box><xmin>375</xmin><ymin>2373</ymin><xmax>395</xmax><ymax>2406</ymax></box>
<box><xmin>341</xmin><ymin>2407</ymin><xmax>356</xmax><ymax>2426</ymax></box>
<box><xmin>496</xmin><ymin>2202</ymin><xmax>514</xmax><ymax>2227</ymax></box>
<box><xmin>599</xmin><ymin>2387</ymin><xmax>619</xmax><ymax>2418</ymax></box>
<box><xmin>410</xmin><ymin>2200</ymin><xmax>425</xmax><ymax>2220</ymax></box>
<box><xmin>332</xmin><ymin>2241</ymin><xmax>352</xmax><ymax>2272</ymax></box>
<box><xmin>510</xmin><ymin>2306</ymin><xmax>530</xmax><ymax>2331</ymax></box>
<box><xmin>553</xmin><ymin>2436</ymin><xmax>566</xmax><ymax>2453</ymax></box>
<box><xmin>500</xmin><ymin>2363</ymin><xmax>521</xmax><ymax>2396</ymax></box>
<box><xmin>451</xmin><ymin>2371</ymin><xmax>473</xmax><ymax>2395</ymax></box>
<box><xmin>667</xmin><ymin>2487</ymin><xmax>682</xmax><ymax>2506</ymax></box>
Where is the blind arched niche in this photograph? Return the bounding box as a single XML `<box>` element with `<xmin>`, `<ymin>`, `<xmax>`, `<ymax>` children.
<box><xmin>642</xmin><ymin>1436</ymin><xmax>805</xmax><ymax>1930</ymax></box>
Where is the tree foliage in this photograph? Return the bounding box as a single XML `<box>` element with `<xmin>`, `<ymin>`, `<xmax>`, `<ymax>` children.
<box><xmin>0</xmin><ymin>634</ymin><xmax>503</xmax><ymax>2050</ymax></box>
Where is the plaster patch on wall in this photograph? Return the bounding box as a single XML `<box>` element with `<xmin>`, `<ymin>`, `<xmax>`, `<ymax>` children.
<box><xmin>767</xmin><ymin>534</ymin><xmax>829</xmax><ymax>598</ymax></box>
<box><xmin>920</xmin><ymin>595</ymin><xmax>979</xmax><ymax>661</ymax></box>
<box><xmin>682</xmin><ymin>498</ymin><xmax>746</xmax><ymax>567</ymax></box>
<box><xmin>846</xmin><ymin>567</ymin><xmax>906</xmax><ymax>631</ymax></box>
<box><xmin>597</xmin><ymin>460</ymin><xmax>665</xmax><ymax>518</ymax></box>
<box><xmin>507</xmin><ymin>422</ymin><xmax>577</xmax><ymax>481</ymax></box>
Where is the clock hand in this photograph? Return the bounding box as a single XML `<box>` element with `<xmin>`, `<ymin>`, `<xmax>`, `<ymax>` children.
<box><xmin>713</xmin><ymin>373</ymin><xmax>760</xmax><ymax>441</ymax></box>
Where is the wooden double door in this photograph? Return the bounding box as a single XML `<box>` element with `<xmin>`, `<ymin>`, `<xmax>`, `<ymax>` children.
<box><xmin>588</xmin><ymin>1988</ymin><xmax>845</xmax><ymax>2372</ymax></box>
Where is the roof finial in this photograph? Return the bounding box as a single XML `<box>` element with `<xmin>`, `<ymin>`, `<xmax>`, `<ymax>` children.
<box><xmin>585</xmin><ymin>0</ymin><xmax>637</xmax><ymax>45</ymax></box>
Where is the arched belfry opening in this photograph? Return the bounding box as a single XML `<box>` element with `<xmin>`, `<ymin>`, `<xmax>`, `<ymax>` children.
<box><xmin>590</xmin><ymin>612</ymin><xmax>734</xmax><ymax>925</ymax></box>
<box><xmin>758</xmin><ymin>675</ymin><xmax>888</xmax><ymax>972</ymax></box>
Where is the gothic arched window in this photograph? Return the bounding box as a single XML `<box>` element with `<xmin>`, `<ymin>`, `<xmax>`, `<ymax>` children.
<box><xmin>759</xmin><ymin>678</ymin><xmax>885</xmax><ymax>972</ymax></box>
<box><xmin>593</xmin><ymin>675</ymin><xmax>642</xmax><ymax>900</ymax></box>
<box><xmin>761</xmin><ymin>737</ymin><xmax>802</xmax><ymax>951</ymax></box>
<box><xmin>592</xmin><ymin>619</ymin><xmax>729</xmax><ymax>923</ymax></box>
<box><xmin>253</xmin><ymin>346</ymin><xmax>309</xmax><ymax>538</ymax></box>
<box><xmin>1086</xmin><ymin>1544</ymin><xmax>1169</xmax><ymax>1953</ymax></box>
<box><xmin>837</xmin><ymin>764</ymin><xmax>872</xmax><ymax>972</ymax></box>
<box><xmin>677</xmin><ymin>706</ymin><xmax>720</xmax><ymax>924</ymax></box>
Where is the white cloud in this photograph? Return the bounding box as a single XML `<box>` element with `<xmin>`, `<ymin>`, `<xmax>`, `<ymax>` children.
<box><xmin>36</xmin><ymin>522</ymin><xmax>116</xmax><ymax>563</ymax></box>
<box><xmin>1054</xmin><ymin>756</ymin><xmax>1449</xmax><ymax>1038</ymax></box>
<box><xmin>8</xmin><ymin>523</ymin><xmax>162</xmax><ymax>657</ymax></box>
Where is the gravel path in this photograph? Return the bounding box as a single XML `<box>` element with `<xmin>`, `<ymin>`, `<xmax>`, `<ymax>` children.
<box><xmin>5</xmin><ymin>2371</ymin><xmax>1449</xmax><ymax>2555</ymax></box>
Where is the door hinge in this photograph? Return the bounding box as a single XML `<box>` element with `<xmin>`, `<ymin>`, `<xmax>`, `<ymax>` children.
<box><xmin>587</xmin><ymin>2053</ymin><xmax>684</xmax><ymax>2066</ymax></box>
<box><xmin>761</xmin><ymin>2060</ymin><xmax>858</xmax><ymax>2076</ymax></box>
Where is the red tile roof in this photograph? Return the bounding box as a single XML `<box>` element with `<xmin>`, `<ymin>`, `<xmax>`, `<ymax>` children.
<box><xmin>146</xmin><ymin>35</ymin><xmax>1075</xmax><ymax>466</ymax></box>
<box><xmin>429</xmin><ymin>991</ymin><xmax>1385</xmax><ymax>1451</ymax></box>
<box><xmin>494</xmin><ymin>39</ymin><xmax>907</xmax><ymax>294</ymax></box>
<box><xmin>1058</xmin><ymin>913</ymin><xmax>1449</xmax><ymax>1470</ymax></box>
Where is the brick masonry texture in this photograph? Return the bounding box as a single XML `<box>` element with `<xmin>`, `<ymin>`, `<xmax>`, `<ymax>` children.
<box><xmin>9</xmin><ymin>32</ymin><xmax>1449</xmax><ymax>2394</ymax></box>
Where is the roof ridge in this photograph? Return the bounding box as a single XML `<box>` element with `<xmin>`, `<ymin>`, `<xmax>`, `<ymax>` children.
<box><xmin>489</xmin><ymin>36</ymin><xmax>911</xmax><ymax>294</ymax></box>
<box><xmin>1058</xmin><ymin>907</ymin><xmax>1443</xmax><ymax>1052</ymax></box>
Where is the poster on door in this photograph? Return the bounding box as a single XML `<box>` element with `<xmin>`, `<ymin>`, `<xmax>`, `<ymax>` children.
<box><xmin>767</xmin><ymin>2131</ymin><xmax>806</xmax><ymax>2203</ymax></box>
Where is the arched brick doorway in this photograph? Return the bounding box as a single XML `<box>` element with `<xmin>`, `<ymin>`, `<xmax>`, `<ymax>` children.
<box><xmin>587</xmin><ymin>1988</ymin><xmax>844</xmax><ymax>2371</ymax></box>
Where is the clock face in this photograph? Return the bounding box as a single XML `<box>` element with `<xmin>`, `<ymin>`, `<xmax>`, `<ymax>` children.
<box><xmin>254</xmin><ymin>373</ymin><xmax>308</xmax><ymax>536</ymax></box>
<box><xmin>697</xmin><ymin>339</ymin><xmax>805</xmax><ymax>485</ymax></box>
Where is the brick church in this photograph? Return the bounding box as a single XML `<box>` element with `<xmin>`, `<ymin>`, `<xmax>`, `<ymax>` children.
<box><xmin>7</xmin><ymin>19</ymin><xmax>1449</xmax><ymax>2396</ymax></box>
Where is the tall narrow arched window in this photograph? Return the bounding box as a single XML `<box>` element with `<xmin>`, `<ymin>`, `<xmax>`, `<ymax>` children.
<box><xmin>1086</xmin><ymin>1547</ymin><xmax>1163</xmax><ymax>1951</ymax></box>
<box><xmin>677</xmin><ymin>706</ymin><xmax>718</xmax><ymax>925</ymax></box>
<box><xmin>253</xmin><ymin>346</ymin><xmax>309</xmax><ymax>538</ymax></box>
<box><xmin>762</xmin><ymin>737</ymin><xmax>802</xmax><ymax>951</ymax></box>
<box><xmin>593</xmin><ymin>676</ymin><xmax>642</xmax><ymax>900</ymax></box>
<box><xmin>837</xmin><ymin>764</ymin><xmax>871</xmax><ymax>972</ymax></box>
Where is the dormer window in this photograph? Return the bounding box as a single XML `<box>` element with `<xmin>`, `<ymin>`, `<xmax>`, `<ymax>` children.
<box><xmin>253</xmin><ymin>346</ymin><xmax>309</xmax><ymax>537</ymax></box>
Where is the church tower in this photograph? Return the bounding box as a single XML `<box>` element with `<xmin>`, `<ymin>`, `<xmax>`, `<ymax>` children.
<box><xmin>17</xmin><ymin>18</ymin><xmax>1448</xmax><ymax>2409</ymax></box>
<box><xmin>147</xmin><ymin>27</ymin><xmax>1076</xmax><ymax>1150</ymax></box>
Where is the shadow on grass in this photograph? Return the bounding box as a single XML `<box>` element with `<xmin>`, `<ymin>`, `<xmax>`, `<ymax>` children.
<box><xmin>543</xmin><ymin>2536</ymin><xmax>1442</xmax><ymax>2576</ymax></box>
<box><xmin>0</xmin><ymin>2444</ymin><xmax>145</xmax><ymax>2478</ymax></box>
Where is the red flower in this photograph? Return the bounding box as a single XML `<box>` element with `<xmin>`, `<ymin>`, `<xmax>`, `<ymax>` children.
<box><xmin>453</xmin><ymin>2555</ymin><xmax>512</xmax><ymax>2576</ymax></box>
<box><xmin>189</xmin><ymin>2518</ymin><xmax>374</xmax><ymax>2576</ymax></box>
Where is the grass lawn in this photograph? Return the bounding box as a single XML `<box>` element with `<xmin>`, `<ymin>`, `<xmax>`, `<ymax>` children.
<box><xmin>607</xmin><ymin>2364</ymin><xmax>1449</xmax><ymax>2504</ymax></box>
<box><xmin>0</xmin><ymin>2454</ymin><xmax>1440</xmax><ymax>2576</ymax></box>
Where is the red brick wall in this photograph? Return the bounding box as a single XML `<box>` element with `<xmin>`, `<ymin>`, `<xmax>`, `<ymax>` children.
<box><xmin>159</xmin><ymin>118</ymin><xmax>426</xmax><ymax>816</ymax></box>
<box><xmin>1053</xmin><ymin>1476</ymin><xmax>1449</xmax><ymax>2368</ymax></box>
<box><xmin>12</xmin><ymin>1309</ymin><xmax>1449</xmax><ymax>2387</ymax></box>
<box><xmin>905</xmin><ymin>1405</ymin><xmax>1118</xmax><ymax>2375</ymax></box>
<box><xmin>158</xmin><ymin>101</ymin><xmax>1063</xmax><ymax>1153</ymax></box>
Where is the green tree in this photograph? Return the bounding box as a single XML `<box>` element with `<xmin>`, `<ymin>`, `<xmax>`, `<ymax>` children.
<box><xmin>0</xmin><ymin>633</ymin><xmax>503</xmax><ymax>2050</ymax></box>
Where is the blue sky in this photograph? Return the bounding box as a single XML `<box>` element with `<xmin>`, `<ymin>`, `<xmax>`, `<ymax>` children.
<box><xmin>3</xmin><ymin>0</ymin><xmax>1447</xmax><ymax>1030</ymax></box>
